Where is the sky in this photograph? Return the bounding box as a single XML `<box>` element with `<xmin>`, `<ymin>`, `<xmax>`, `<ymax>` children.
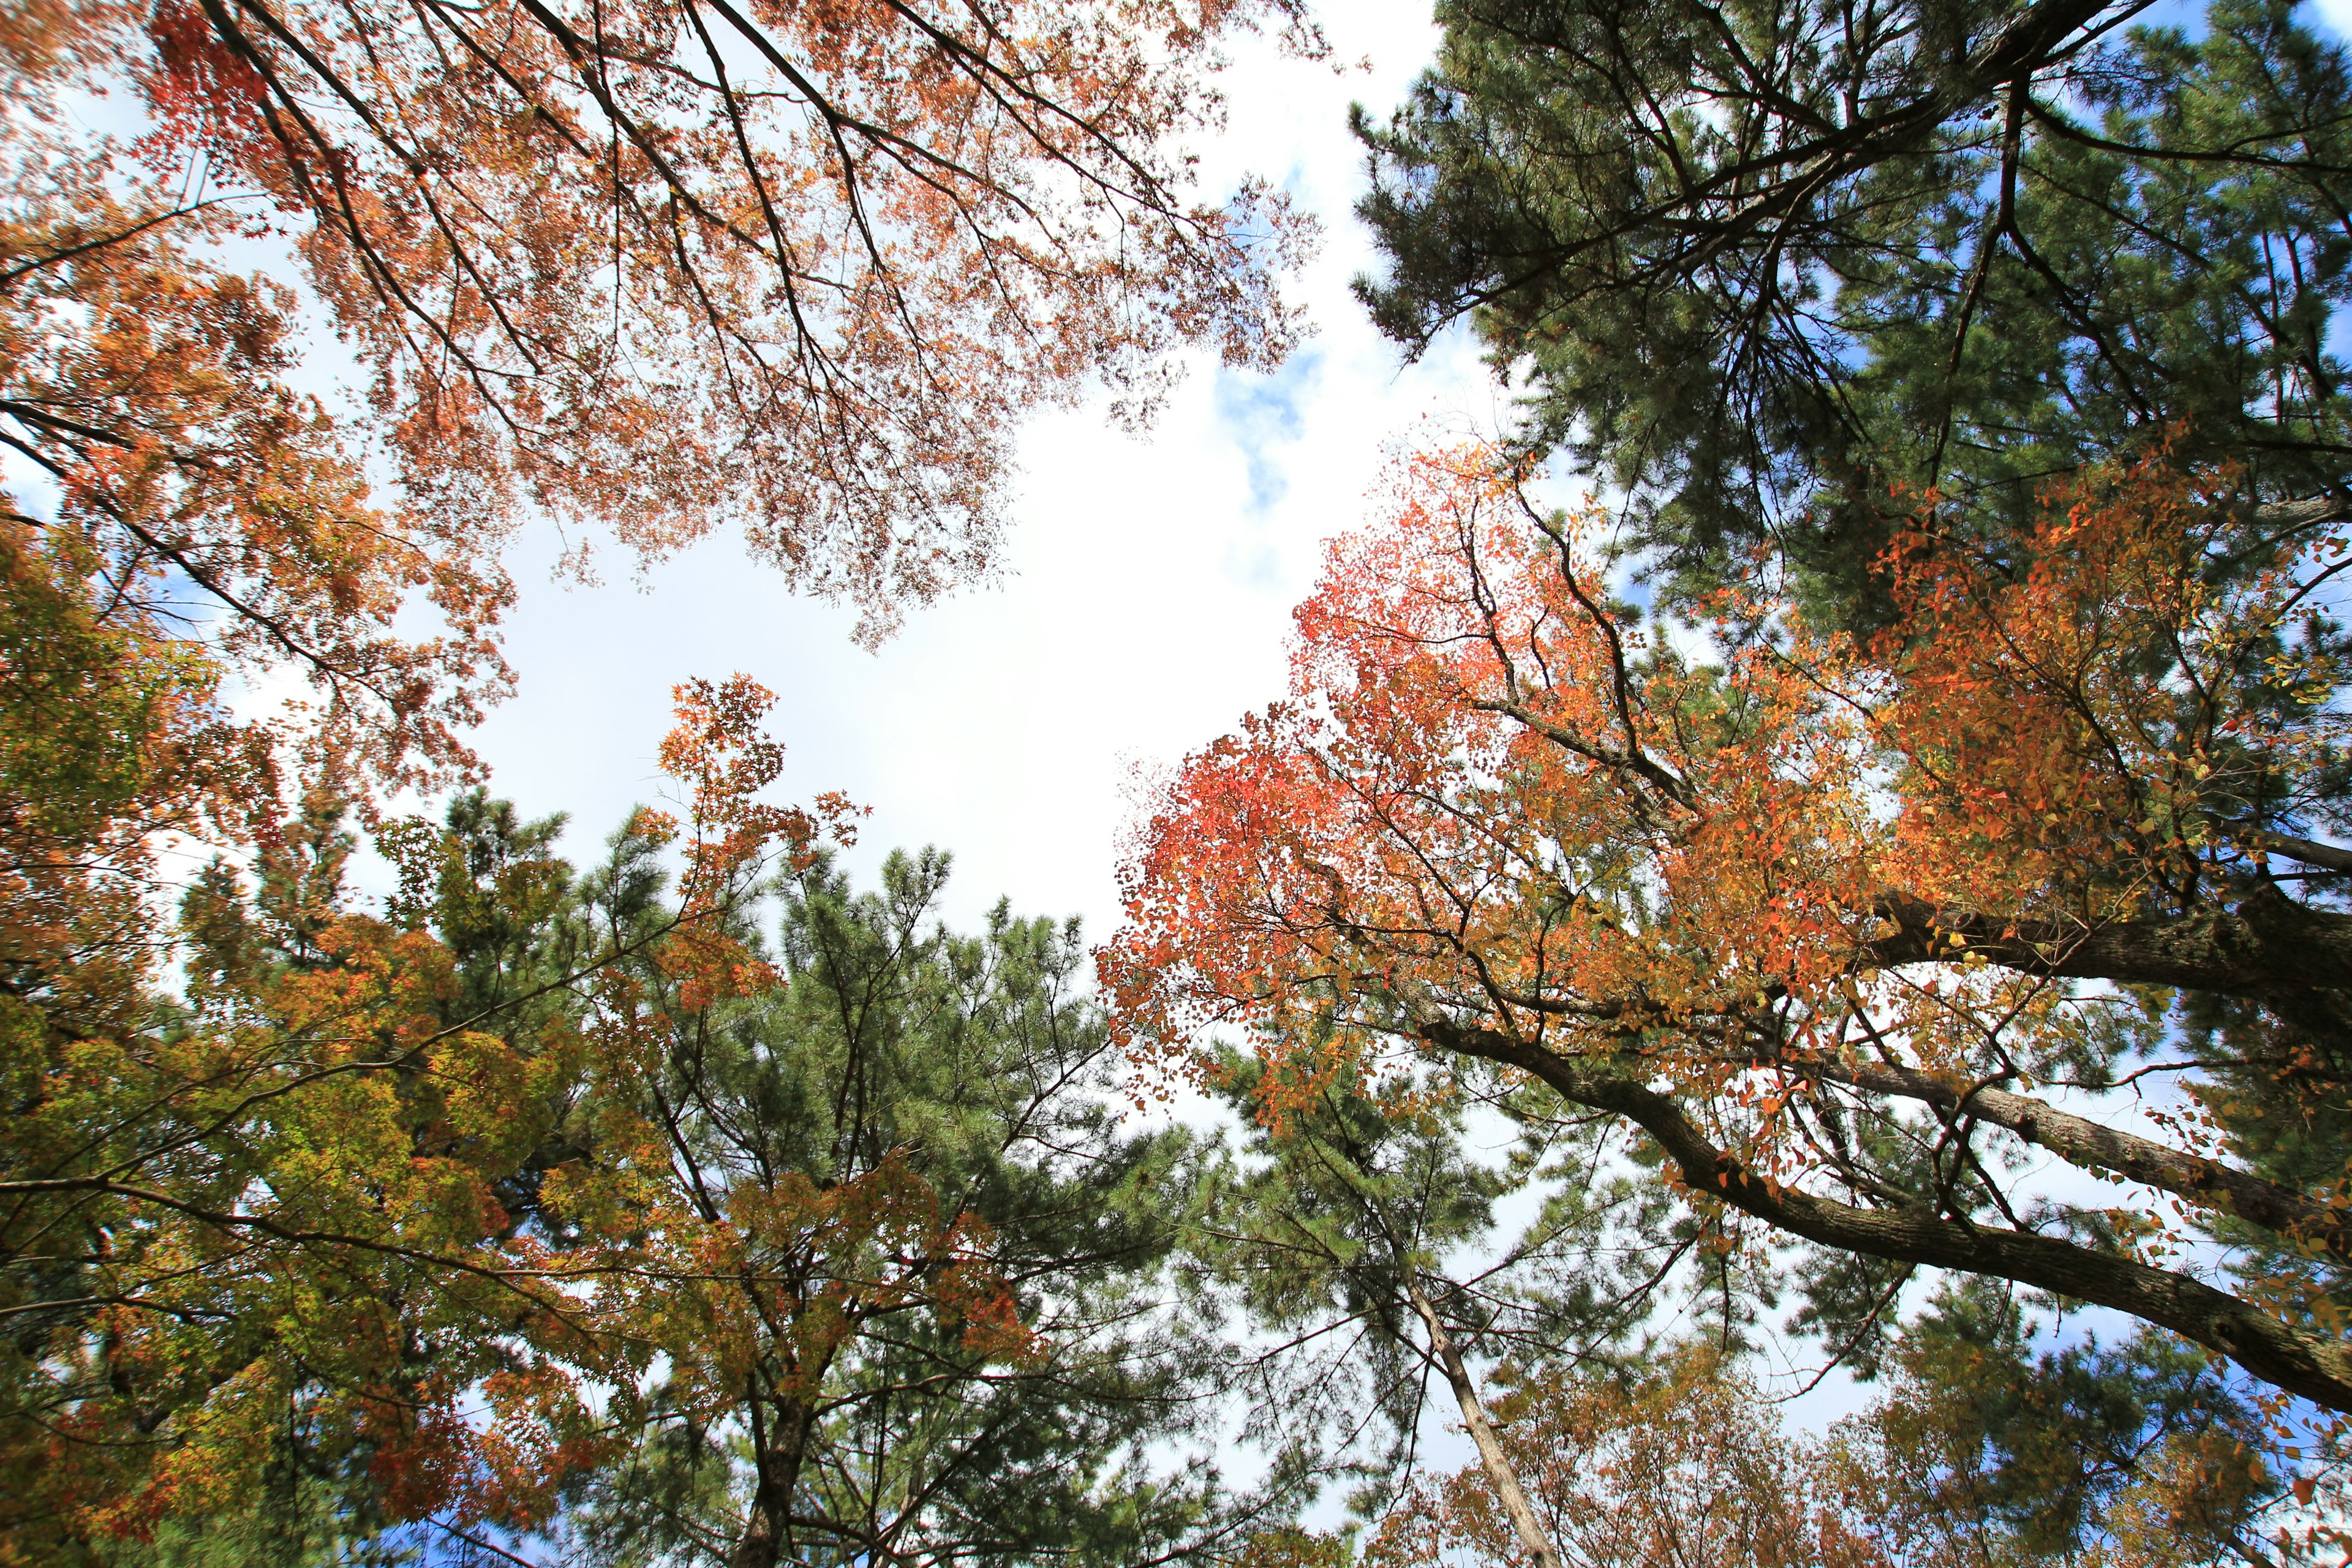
<box><xmin>447</xmin><ymin>6</ymin><xmax>1493</xmax><ymax>943</ymax></box>
<box><xmin>463</xmin><ymin>0</ymin><xmax>2352</xmax><ymax>933</ymax></box>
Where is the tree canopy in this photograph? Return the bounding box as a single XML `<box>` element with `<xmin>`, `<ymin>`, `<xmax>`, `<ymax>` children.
<box><xmin>562</xmin><ymin>844</ymin><xmax>1246</xmax><ymax>1568</ymax></box>
<box><xmin>0</xmin><ymin>0</ymin><xmax>1316</xmax><ymax>889</ymax></box>
<box><xmin>1108</xmin><ymin>442</ymin><xmax>2352</xmax><ymax>1411</ymax></box>
<box><xmin>6</xmin><ymin>677</ymin><xmax>1284</xmax><ymax>1563</ymax></box>
<box><xmin>1</xmin><ymin>5</ymin><xmax>1318</xmax><ymax>1544</ymax></box>
<box><xmin>1354</xmin><ymin>0</ymin><xmax>2352</xmax><ymax>618</ymax></box>
<box><xmin>20</xmin><ymin>0</ymin><xmax>1314</xmax><ymax>637</ymax></box>
<box><xmin>15</xmin><ymin>0</ymin><xmax>2352</xmax><ymax>1560</ymax></box>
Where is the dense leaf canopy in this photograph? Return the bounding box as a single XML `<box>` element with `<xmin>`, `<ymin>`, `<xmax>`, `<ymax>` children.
<box><xmin>1109</xmin><ymin>443</ymin><xmax>2352</xmax><ymax>1411</ymax></box>
<box><xmin>13</xmin><ymin>0</ymin><xmax>2352</xmax><ymax>1560</ymax></box>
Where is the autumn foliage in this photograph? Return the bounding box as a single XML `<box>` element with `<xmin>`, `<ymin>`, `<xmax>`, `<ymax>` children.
<box><xmin>4</xmin><ymin>666</ymin><xmax>1212</xmax><ymax>1563</ymax></box>
<box><xmin>1360</xmin><ymin>1338</ymin><xmax>2275</xmax><ymax>1568</ymax></box>
<box><xmin>16</xmin><ymin>0</ymin><xmax>2352</xmax><ymax>1552</ymax></box>
<box><xmin>1108</xmin><ymin>441</ymin><xmax>2352</xmax><ymax>1411</ymax></box>
<box><xmin>2</xmin><ymin>680</ymin><xmax>821</xmax><ymax>1552</ymax></box>
<box><xmin>1</xmin><ymin>0</ymin><xmax>1309</xmax><ymax>1548</ymax></box>
<box><xmin>89</xmin><ymin>0</ymin><xmax>1313</xmax><ymax>641</ymax></box>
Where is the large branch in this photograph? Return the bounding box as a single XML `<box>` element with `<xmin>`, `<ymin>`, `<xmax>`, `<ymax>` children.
<box><xmin>2252</xmin><ymin>496</ymin><xmax>2352</xmax><ymax>535</ymax></box>
<box><xmin>2242</xmin><ymin>827</ymin><xmax>2352</xmax><ymax>877</ymax></box>
<box><xmin>1863</xmin><ymin>887</ymin><xmax>2352</xmax><ymax>1006</ymax></box>
<box><xmin>1607</xmin><ymin>0</ymin><xmax>2136</xmax><ymax>281</ymax></box>
<box><xmin>1422</xmin><ymin>1020</ymin><xmax>2352</xmax><ymax>1412</ymax></box>
<box><xmin>1776</xmin><ymin>1053</ymin><xmax>2351</xmax><ymax>1259</ymax></box>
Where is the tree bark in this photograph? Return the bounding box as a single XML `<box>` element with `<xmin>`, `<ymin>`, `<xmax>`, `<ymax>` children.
<box><xmin>1862</xmin><ymin>888</ymin><xmax>2352</xmax><ymax>1019</ymax></box>
<box><xmin>1423</xmin><ymin>1020</ymin><xmax>2352</xmax><ymax>1414</ymax></box>
<box><xmin>1400</xmin><ymin>1272</ymin><xmax>1568</xmax><ymax>1568</ymax></box>
<box><xmin>733</xmin><ymin>1398</ymin><xmax>813</xmax><ymax>1568</ymax></box>
<box><xmin>1769</xmin><ymin>1052</ymin><xmax>2352</xmax><ymax>1259</ymax></box>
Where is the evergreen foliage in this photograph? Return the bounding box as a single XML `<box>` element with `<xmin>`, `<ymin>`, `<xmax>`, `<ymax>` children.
<box><xmin>1355</xmin><ymin>0</ymin><xmax>2352</xmax><ymax>620</ymax></box>
<box><xmin>560</xmin><ymin>845</ymin><xmax>1259</xmax><ymax>1568</ymax></box>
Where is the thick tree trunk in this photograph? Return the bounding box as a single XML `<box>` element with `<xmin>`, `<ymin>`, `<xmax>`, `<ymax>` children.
<box><xmin>733</xmin><ymin>1501</ymin><xmax>778</xmax><ymax>1568</ymax></box>
<box><xmin>1401</xmin><ymin>1274</ymin><xmax>1567</xmax><ymax>1568</ymax></box>
<box><xmin>1424</xmin><ymin>1020</ymin><xmax>2352</xmax><ymax>1414</ymax></box>
<box><xmin>733</xmin><ymin>1400</ymin><xmax>813</xmax><ymax>1568</ymax></box>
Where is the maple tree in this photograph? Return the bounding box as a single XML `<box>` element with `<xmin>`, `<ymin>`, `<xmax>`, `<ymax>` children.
<box><xmin>0</xmin><ymin>144</ymin><xmax>514</xmax><ymax>1122</ymax></box>
<box><xmin>1107</xmin><ymin>440</ymin><xmax>2352</xmax><ymax>1414</ymax></box>
<box><xmin>0</xmin><ymin>169</ymin><xmax>506</xmax><ymax>788</ymax></box>
<box><xmin>14</xmin><ymin>0</ymin><xmax>1311</xmax><ymax>656</ymax></box>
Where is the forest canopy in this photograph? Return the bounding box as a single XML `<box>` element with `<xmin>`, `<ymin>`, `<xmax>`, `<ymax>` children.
<box><xmin>8</xmin><ymin>0</ymin><xmax>2352</xmax><ymax>1564</ymax></box>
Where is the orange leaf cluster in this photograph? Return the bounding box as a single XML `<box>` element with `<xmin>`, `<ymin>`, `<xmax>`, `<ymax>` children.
<box><xmin>1108</xmin><ymin>439</ymin><xmax>2352</xmax><ymax>1406</ymax></box>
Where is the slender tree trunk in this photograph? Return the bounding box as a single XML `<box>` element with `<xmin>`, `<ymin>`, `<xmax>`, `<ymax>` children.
<box><xmin>1401</xmin><ymin>1274</ymin><xmax>1568</xmax><ymax>1568</ymax></box>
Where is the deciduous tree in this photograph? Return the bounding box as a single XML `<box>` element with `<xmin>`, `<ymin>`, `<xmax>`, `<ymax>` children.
<box><xmin>14</xmin><ymin>0</ymin><xmax>1313</xmax><ymax>662</ymax></box>
<box><xmin>1107</xmin><ymin>442</ymin><xmax>2352</xmax><ymax>1412</ymax></box>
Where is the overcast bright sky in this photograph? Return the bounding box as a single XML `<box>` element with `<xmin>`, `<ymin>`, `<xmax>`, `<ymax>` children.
<box><xmin>449</xmin><ymin>6</ymin><xmax>1491</xmax><ymax>941</ymax></box>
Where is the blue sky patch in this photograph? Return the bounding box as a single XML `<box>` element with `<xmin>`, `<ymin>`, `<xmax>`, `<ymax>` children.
<box><xmin>1214</xmin><ymin>349</ymin><xmax>1323</xmax><ymax>513</ymax></box>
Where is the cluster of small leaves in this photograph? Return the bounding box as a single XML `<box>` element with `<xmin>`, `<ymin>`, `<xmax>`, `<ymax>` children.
<box><xmin>0</xmin><ymin>684</ymin><xmax>790</xmax><ymax>1560</ymax></box>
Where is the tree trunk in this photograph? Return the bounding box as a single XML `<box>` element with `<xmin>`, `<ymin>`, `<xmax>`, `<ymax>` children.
<box><xmin>1401</xmin><ymin>1273</ymin><xmax>1568</xmax><ymax>1568</ymax></box>
<box><xmin>733</xmin><ymin>1400</ymin><xmax>813</xmax><ymax>1568</ymax></box>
